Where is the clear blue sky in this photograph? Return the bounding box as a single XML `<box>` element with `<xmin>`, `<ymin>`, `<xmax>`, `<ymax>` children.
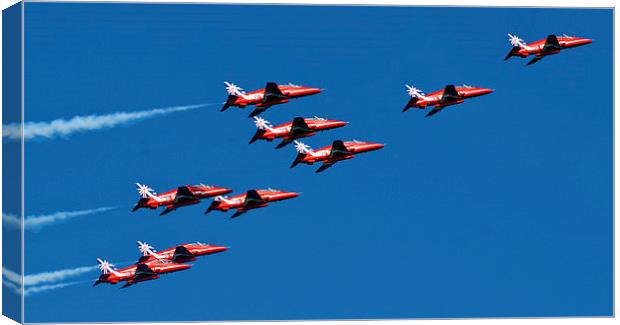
<box><xmin>21</xmin><ymin>3</ymin><xmax>611</xmax><ymax>322</ymax></box>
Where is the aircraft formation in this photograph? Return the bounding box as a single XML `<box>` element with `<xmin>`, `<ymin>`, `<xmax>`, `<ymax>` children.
<box><xmin>100</xmin><ymin>33</ymin><xmax>591</xmax><ymax>289</ymax></box>
<box><xmin>132</xmin><ymin>183</ymin><xmax>299</xmax><ymax>217</ymax></box>
<box><xmin>403</xmin><ymin>34</ymin><xmax>591</xmax><ymax>116</ymax></box>
<box><xmin>94</xmin><ymin>241</ymin><xmax>228</xmax><ymax>288</ymax></box>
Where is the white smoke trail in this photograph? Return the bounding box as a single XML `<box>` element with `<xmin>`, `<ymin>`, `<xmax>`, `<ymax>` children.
<box><xmin>3</xmin><ymin>268</ymin><xmax>21</xmax><ymax>286</ymax></box>
<box><xmin>23</xmin><ymin>266</ymin><xmax>98</xmax><ymax>287</ymax></box>
<box><xmin>4</xmin><ymin>264</ymin><xmax>97</xmax><ymax>287</ymax></box>
<box><xmin>3</xmin><ymin>207</ymin><xmax>117</xmax><ymax>231</ymax></box>
<box><xmin>23</xmin><ymin>281</ymin><xmax>81</xmax><ymax>296</ymax></box>
<box><xmin>3</xmin><ymin>265</ymin><xmax>98</xmax><ymax>296</ymax></box>
<box><xmin>2</xmin><ymin>212</ymin><xmax>20</xmax><ymax>228</ymax></box>
<box><xmin>3</xmin><ymin>103</ymin><xmax>218</xmax><ymax>141</ymax></box>
<box><xmin>3</xmin><ymin>279</ymin><xmax>83</xmax><ymax>296</ymax></box>
<box><xmin>3</xmin><ymin>278</ymin><xmax>21</xmax><ymax>295</ymax></box>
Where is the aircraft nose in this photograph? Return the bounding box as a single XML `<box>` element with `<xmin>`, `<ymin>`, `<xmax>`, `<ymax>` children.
<box><xmin>477</xmin><ymin>88</ymin><xmax>494</xmax><ymax>96</ymax></box>
<box><xmin>582</xmin><ymin>38</ymin><xmax>593</xmax><ymax>44</ymax></box>
<box><xmin>368</xmin><ymin>143</ymin><xmax>385</xmax><ymax>151</ymax></box>
<box><xmin>213</xmin><ymin>245</ymin><xmax>229</xmax><ymax>252</ymax></box>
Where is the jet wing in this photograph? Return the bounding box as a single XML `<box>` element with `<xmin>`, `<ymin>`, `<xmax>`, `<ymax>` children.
<box><xmin>243</xmin><ymin>190</ymin><xmax>267</xmax><ymax>207</ymax></box>
<box><xmin>289</xmin><ymin>117</ymin><xmax>313</xmax><ymax>135</ymax></box>
<box><xmin>542</xmin><ymin>34</ymin><xmax>561</xmax><ymax>53</ymax></box>
<box><xmin>249</xmin><ymin>106</ymin><xmax>270</xmax><ymax>118</ymax></box>
<box><xmin>231</xmin><ymin>210</ymin><xmax>247</xmax><ymax>219</ymax></box>
<box><xmin>172</xmin><ymin>246</ymin><xmax>194</xmax><ymax>261</ymax></box>
<box><xmin>133</xmin><ymin>263</ymin><xmax>157</xmax><ymax>280</ymax></box>
<box><xmin>328</xmin><ymin>140</ymin><xmax>352</xmax><ymax>159</ymax></box>
<box><xmin>316</xmin><ymin>162</ymin><xmax>335</xmax><ymax>173</ymax></box>
<box><xmin>440</xmin><ymin>85</ymin><xmax>463</xmax><ymax>103</ymax></box>
<box><xmin>425</xmin><ymin>106</ymin><xmax>445</xmax><ymax>117</ymax></box>
<box><xmin>526</xmin><ymin>57</ymin><xmax>543</xmax><ymax>66</ymax></box>
<box><xmin>173</xmin><ymin>186</ymin><xmax>197</xmax><ymax>204</ymax></box>
<box><xmin>121</xmin><ymin>264</ymin><xmax>159</xmax><ymax>288</ymax></box>
<box><xmin>262</xmin><ymin>82</ymin><xmax>287</xmax><ymax>103</ymax></box>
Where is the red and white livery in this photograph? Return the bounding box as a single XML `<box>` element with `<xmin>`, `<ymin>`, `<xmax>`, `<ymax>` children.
<box><xmin>136</xmin><ymin>241</ymin><xmax>228</xmax><ymax>263</ymax></box>
<box><xmin>403</xmin><ymin>84</ymin><xmax>493</xmax><ymax>117</ymax></box>
<box><xmin>205</xmin><ymin>188</ymin><xmax>300</xmax><ymax>218</ymax></box>
<box><xmin>93</xmin><ymin>258</ymin><xmax>191</xmax><ymax>288</ymax></box>
<box><xmin>132</xmin><ymin>183</ymin><xmax>232</xmax><ymax>216</ymax></box>
<box><xmin>504</xmin><ymin>34</ymin><xmax>592</xmax><ymax>65</ymax></box>
<box><xmin>291</xmin><ymin>140</ymin><xmax>385</xmax><ymax>173</ymax></box>
<box><xmin>221</xmin><ymin>81</ymin><xmax>322</xmax><ymax>117</ymax></box>
<box><xmin>249</xmin><ymin>116</ymin><xmax>348</xmax><ymax>149</ymax></box>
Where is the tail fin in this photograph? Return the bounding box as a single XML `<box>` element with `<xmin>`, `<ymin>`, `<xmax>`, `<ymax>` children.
<box><xmin>221</xmin><ymin>95</ymin><xmax>238</xmax><ymax>112</ymax></box>
<box><xmin>132</xmin><ymin>198</ymin><xmax>149</xmax><ymax>212</ymax></box>
<box><xmin>504</xmin><ymin>47</ymin><xmax>520</xmax><ymax>61</ymax></box>
<box><xmin>291</xmin><ymin>141</ymin><xmax>314</xmax><ymax>168</ymax></box>
<box><xmin>214</xmin><ymin>195</ymin><xmax>232</xmax><ymax>204</ymax></box>
<box><xmin>97</xmin><ymin>258</ymin><xmax>122</xmax><ymax>277</ymax></box>
<box><xmin>405</xmin><ymin>85</ymin><xmax>427</xmax><ymax>100</ymax></box>
<box><xmin>206</xmin><ymin>196</ymin><xmax>231</xmax><ymax>214</ymax></box>
<box><xmin>253</xmin><ymin>116</ymin><xmax>273</xmax><ymax>131</ymax></box>
<box><xmin>403</xmin><ymin>98</ymin><xmax>419</xmax><ymax>112</ymax></box>
<box><xmin>290</xmin><ymin>153</ymin><xmax>306</xmax><ymax>168</ymax></box>
<box><xmin>135</xmin><ymin>183</ymin><xmax>160</xmax><ymax>200</ymax></box>
<box><xmin>137</xmin><ymin>241</ymin><xmax>164</xmax><ymax>259</ymax></box>
<box><xmin>505</xmin><ymin>34</ymin><xmax>526</xmax><ymax>61</ymax></box>
<box><xmin>222</xmin><ymin>81</ymin><xmax>246</xmax><ymax>111</ymax></box>
<box><xmin>508</xmin><ymin>34</ymin><xmax>527</xmax><ymax>48</ymax></box>
<box><xmin>224</xmin><ymin>81</ymin><xmax>246</xmax><ymax>97</ymax></box>
<box><xmin>249</xmin><ymin>129</ymin><xmax>266</xmax><ymax>144</ymax></box>
<box><xmin>404</xmin><ymin>84</ymin><xmax>427</xmax><ymax>111</ymax></box>
<box><xmin>293</xmin><ymin>140</ymin><xmax>314</xmax><ymax>155</ymax></box>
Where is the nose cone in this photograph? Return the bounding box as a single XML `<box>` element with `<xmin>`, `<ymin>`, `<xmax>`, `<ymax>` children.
<box><xmin>580</xmin><ymin>38</ymin><xmax>593</xmax><ymax>45</ymax></box>
<box><xmin>210</xmin><ymin>245</ymin><xmax>229</xmax><ymax>253</ymax></box>
<box><xmin>332</xmin><ymin>121</ymin><xmax>349</xmax><ymax>128</ymax></box>
<box><xmin>371</xmin><ymin>143</ymin><xmax>386</xmax><ymax>151</ymax></box>
<box><xmin>359</xmin><ymin>143</ymin><xmax>385</xmax><ymax>153</ymax></box>
<box><xmin>221</xmin><ymin>188</ymin><xmax>234</xmax><ymax>195</ymax></box>
<box><xmin>286</xmin><ymin>192</ymin><xmax>301</xmax><ymax>199</ymax></box>
<box><xmin>307</xmin><ymin>87</ymin><xmax>322</xmax><ymax>95</ymax></box>
<box><xmin>480</xmin><ymin>88</ymin><xmax>494</xmax><ymax>95</ymax></box>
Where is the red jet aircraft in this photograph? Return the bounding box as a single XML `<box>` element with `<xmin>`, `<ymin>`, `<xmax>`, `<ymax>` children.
<box><xmin>221</xmin><ymin>81</ymin><xmax>322</xmax><ymax>117</ymax></box>
<box><xmin>205</xmin><ymin>189</ymin><xmax>300</xmax><ymax>218</ymax></box>
<box><xmin>249</xmin><ymin>116</ymin><xmax>348</xmax><ymax>149</ymax></box>
<box><xmin>132</xmin><ymin>183</ymin><xmax>232</xmax><ymax>216</ymax></box>
<box><xmin>291</xmin><ymin>140</ymin><xmax>385</xmax><ymax>173</ymax></box>
<box><xmin>504</xmin><ymin>34</ymin><xmax>592</xmax><ymax>65</ymax></box>
<box><xmin>403</xmin><ymin>84</ymin><xmax>493</xmax><ymax>117</ymax></box>
<box><xmin>136</xmin><ymin>241</ymin><xmax>228</xmax><ymax>263</ymax></box>
<box><xmin>93</xmin><ymin>258</ymin><xmax>191</xmax><ymax>288</ymax></box>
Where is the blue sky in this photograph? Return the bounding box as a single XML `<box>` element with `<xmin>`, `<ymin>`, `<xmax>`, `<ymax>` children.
<box><xmin>16</xmin><ymin>3</ymin><xmax>612</xmax><ymax>322</ymax></box>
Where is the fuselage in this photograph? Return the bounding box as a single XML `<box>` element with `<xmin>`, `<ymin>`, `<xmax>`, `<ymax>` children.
<box><xmin>514</xmin><ymin>36</ymin><xmax>592</xmax><ymax>58</ymax></box>
<box><xmin>230</xmin><ymin>85</ymin><xmax>321</xmax><ymax>108</ymax></box>
<box><xmin>138</xmin><ymin>185</ymin><xmax>232</xmax><ymax>210</ymax></box>
<box><xmin>96</xmin><ymin>260</ymin><xmax>191</xmax><ymax>285</ymax></box>
<box><xmin>140</xmin><ymin>243</ymin><xmax>228</xmax><ymax>263</ymax></box>
<box><xmin>299</xmin><ymin>141</ymin><xmax>385</xmax><ymax>165</ymax></box>
<box><xmin>412</xmin><ymin>87</ymin><xmax>493</xmax><ymax>109</ymax></box>
<box><xmin>208</xmin><ymin>189</ymin><xmax>300</xmax><ymax>212</ymax></box>
<box><xmin>256</xmin><ymin>119</ymin><xmax>348</xmax><ymax>141</ymax></box>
